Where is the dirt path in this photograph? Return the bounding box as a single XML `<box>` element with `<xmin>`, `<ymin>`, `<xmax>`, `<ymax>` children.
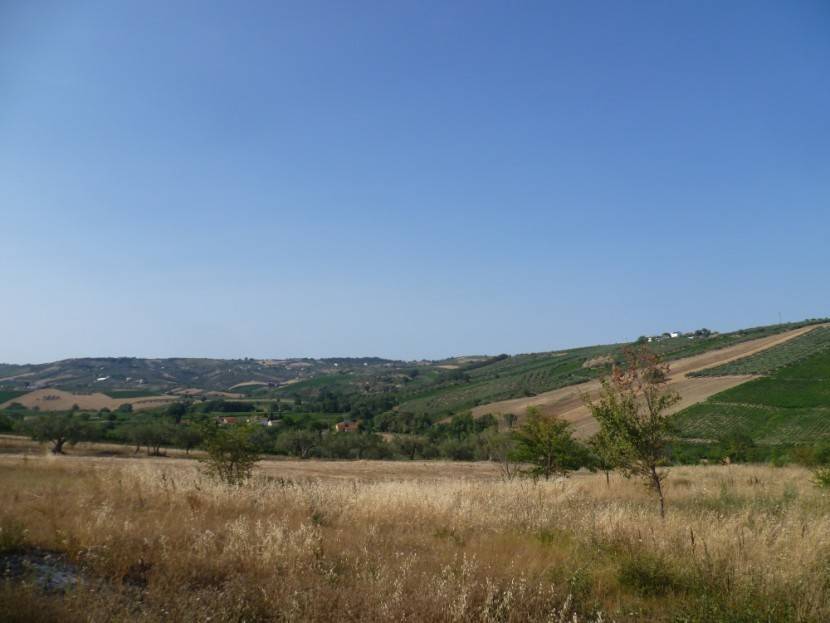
<box><xmin>471</xmin><ymin>324</ymin><xmax>825</xmax><ymax>438</ymax></box>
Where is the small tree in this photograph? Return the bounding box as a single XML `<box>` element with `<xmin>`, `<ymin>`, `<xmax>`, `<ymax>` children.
<box><xmin>25</xmin><ymin>413</ymin><xmax>88</xmax><ymax>454</ymax></box>
<box><xmin>393</xmin><ymin>434</ymin><xmax>425</xmax><ymax>460</ymax></box>
<box><xmin>585</xmin><ymin>347</ymin><xmax>680</xmax><ymax>518</ymax></box>
<box><xmin>513</xmin><ymin>407</ymin><xmax>585</xmax><ymax>480</ymax></box>
<box><xmin>588</xmin><ymin>431</ymin><xmax>615</xmax><ymax>487</ymax></box>
<box><xmin>276</xmin><ymin>429</ymin><xmax>319</xmax><ymax>459</ymax></box>
<box><xmin>482</xmin><ymin>428</ymin><xmax>519</xmax><ymax>480</ymax></box>
<box><xmin>175</xmin><ymin>423</ymin><xmax>203</xmax><ymax>455</ymax></box>
<box><xmin>199</xmin><ymin>425</ymin><xmax>260</xmax><ymax>485</ymax></box>
<box><xmin>120</xmin><ymin>416</ymin><xmax>175</xmax><ymax>456</ymax></box>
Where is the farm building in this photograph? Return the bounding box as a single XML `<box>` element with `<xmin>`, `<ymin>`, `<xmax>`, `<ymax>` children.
<box><xmin>335</xmin><ymin>420</ymin><xmax>359</xmax><ymax>433</ymax></box>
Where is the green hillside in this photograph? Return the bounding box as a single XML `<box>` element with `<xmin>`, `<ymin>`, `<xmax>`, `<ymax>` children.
<box><xmin>690</xmin><ymin>326</ymin><xmax>830</xmax><ymax>376</ymax></box>
<box><xmin>674</xmin><ymin>347</ymin><xmax>830</xmax><ymax>444</ymax></box>
<box><xmin>395</xmin><ymin>345</ymin><xmax>618</xmax><ymax>417</ymax></box>
<box><xmin>394</xmin><ymin>319</ymin><xmax>830</xmax><ymax>419</ymax></box>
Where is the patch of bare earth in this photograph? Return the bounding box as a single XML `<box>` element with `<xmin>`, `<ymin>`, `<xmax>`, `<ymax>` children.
<box><xmin>0</xmin><ymin>388</ymin><xmax>174</xmax><ymax>412</ymax></box>
<box><xmin>471</xmin><ymin>324</ymin><xmax>825</xmax><ymax>437</ymax></box>
<box><xmin>169</xmin><ymin>388</ymin><xmax>244</xmax><ymax>398</ymax></box>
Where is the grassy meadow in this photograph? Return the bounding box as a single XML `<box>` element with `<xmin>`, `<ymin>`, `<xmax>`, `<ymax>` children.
<box><xmin>3</xmin><ymin>455</ymin><xmax>830</xmax><ymax>622</ymax></box>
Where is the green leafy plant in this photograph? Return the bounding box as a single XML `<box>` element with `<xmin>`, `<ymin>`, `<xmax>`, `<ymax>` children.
<box><xmin>199</xmin><ymin>424</ymin><xmax>261</xmax><ymax>485</ymax></box>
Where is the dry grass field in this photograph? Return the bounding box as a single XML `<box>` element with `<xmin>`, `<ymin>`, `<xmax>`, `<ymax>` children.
<box><xmin>0</xmin><ymin>388</ymin><xmax>174</xmax><ymax>412</ymax></box>
<box><xmin>2</xmin><ymin>451</ymin><xmax>830</xmax><ymax>622</ymax></box>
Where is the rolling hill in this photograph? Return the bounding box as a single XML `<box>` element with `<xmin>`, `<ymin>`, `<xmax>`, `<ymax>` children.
<box><xmin>0</xmin><ymin>356</ymin><xmax>409</xmax><ymax>394</ymax></box>
<box><xmin>468</xmin><ymin>322</ymin><xmax>826</xmax><ymax>437</ymax></box>
<box><xmin>2</xmin><ymin>318</ymin><xmax>828</xmax><ymax>429</ymax></box>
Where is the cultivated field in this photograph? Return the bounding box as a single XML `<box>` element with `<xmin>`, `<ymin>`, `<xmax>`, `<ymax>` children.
<box><xmin>2</xmin><ymin>455</ymin><xmax>829</xmax><ymax>622</ymax></box>
<box><xmin>691</xmin><ymin>326</ymin><xmax>830</xmax><ymax>376</ymax></box>
<box><xmin>674</xmin><ymin>346</ymin><xmax>830</xmax><ymax>444</ymax></box>
<box><xmin>471</xmin><ymin>324</ymin><xmax>822</xmax><ymax>436</ymax></box>
<box><xmin>0</xmin><ymin>388</ymin><xmax>174</xmax><ymax>412</ymax></box>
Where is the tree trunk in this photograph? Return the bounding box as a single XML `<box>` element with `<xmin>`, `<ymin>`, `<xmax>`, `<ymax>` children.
<box><xmin>651</xmin><ymin>467</ymin><xmax>666</xmax><ymax>518</ymax></box>
<box><xmin>52</xmin><ymin>438</ymin><xmax>65</xmax><ymax>454</ymax></box>
<box><xmin>605</xmin><ymin>470</ymin><xmax>610</xmax><ymax>487</ymax></box>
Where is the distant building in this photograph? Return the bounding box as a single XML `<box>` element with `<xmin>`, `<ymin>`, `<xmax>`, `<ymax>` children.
<box><xmin>335</xmin><ymin>420</ymin><xmax>359</xmax><ymax>433</ymax></box>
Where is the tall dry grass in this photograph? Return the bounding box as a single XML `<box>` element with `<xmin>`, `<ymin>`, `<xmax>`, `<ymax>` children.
<box><xmin>2</xmin><ymin>458</ymin><xmax>830</xmax><ymax>622</ymax></box>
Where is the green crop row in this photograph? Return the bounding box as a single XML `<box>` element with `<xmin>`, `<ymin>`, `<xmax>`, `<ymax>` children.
<box><xmin>691</xmin><ymin>326</ymin><xmax>830</xmax><ymax>377</ymax></box>
<box><xmin>673</xmin><ymin>402</ymin><xmax>830</xmax><ymax>445</ymax></box>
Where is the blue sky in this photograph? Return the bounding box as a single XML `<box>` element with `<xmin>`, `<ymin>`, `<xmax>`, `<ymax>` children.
<box><xmin>1</xmin><ymin>1</ymin><xmax>828</xmax><ymax>363</ymax></box>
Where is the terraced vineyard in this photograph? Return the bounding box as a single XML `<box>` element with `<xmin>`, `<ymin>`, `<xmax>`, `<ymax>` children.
<box><xmin>690</xmin><ymin>326</ymin><xmax>830</xmax><ymax>376</ymax></box>
<box><xmin>674</xmin><ymin>346</ymin><xmax>830</xmax><ymax>444</ymax></box>
<box><xmin>395</xmin><ymin>320</ymin><xmax>830</xmax><ymax>419</ymax></box>
<box><xmin>396</xmin><ymin>345</ymin><xmax>620</xmax><ymax>417</ymax></box>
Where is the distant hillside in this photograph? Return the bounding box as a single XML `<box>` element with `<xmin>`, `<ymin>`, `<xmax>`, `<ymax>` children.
<box><xmin>398</xmin><ymin>318</ymin><xmax>830</xmax><ymax>421</ymax></box>
<box><xmin>0</xmin><ymin>356</ymin><xmax>408</xmax><ymax>394</ymax></box>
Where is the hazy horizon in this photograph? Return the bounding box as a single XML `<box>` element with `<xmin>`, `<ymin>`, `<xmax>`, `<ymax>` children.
<box><xmin>2</xmin><ymin>2</ymin><xmax>828</xmax><ymax>364</ymax></box>
<box><xmin>4</xmin><ymin>314</ymin><xmax>827</xmax><ymax>366</ymax></box>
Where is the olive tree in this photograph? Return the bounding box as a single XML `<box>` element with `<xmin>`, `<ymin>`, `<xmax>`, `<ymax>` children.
<box><xmin>25</xmin><ymin>413</ymin><xmax>88</xmax><ymax>454</ymax></box>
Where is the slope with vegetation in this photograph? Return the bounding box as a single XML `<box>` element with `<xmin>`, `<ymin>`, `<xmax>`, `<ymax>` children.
<box><xmin>689</xmin><ymin>325</ymin><xmax>830</xmax><ymax>376</ymax></box>
<box><xmin>674</xmin><ymin>344</ymin><xmax>830</xmax><ymax>445</ymax></box>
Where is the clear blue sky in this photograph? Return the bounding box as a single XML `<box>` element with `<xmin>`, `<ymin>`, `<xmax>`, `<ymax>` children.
<box><xmin>1</xmin><ymin>1</ymin><xmax>828</xmax><ymax>363</ymax></box>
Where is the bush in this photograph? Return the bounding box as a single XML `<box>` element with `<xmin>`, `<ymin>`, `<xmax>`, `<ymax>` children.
<box><xmin>199</xmin><ymin>425</ymin><xmax>260</xmax><ymax>485</ymax></box>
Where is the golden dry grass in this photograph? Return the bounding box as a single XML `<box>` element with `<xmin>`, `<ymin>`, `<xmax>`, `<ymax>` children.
<box><xmin>3</xmin><ymin>455</ymin><xmax>830</xmax><ymax>622</ymax></box>
<box><xmin>0</xmin><ymin>388</ymin><xmax>174</xmax><ymax>412</ymax></box>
